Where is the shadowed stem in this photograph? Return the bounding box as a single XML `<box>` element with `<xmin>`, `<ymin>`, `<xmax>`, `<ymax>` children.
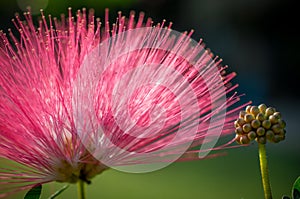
<box><xmin>77</xmin><ymin>179</ymin><xmax>86</xmax><ymax>199</ymax></box>
<box><xmin>258</xmin><ymin>143</ymin><xmax>272</xmax><ymax>199</ymax></box>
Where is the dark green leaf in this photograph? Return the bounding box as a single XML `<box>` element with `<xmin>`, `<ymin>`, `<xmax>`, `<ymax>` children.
<box><xmin>293</xmin><ymin>177</ymin><xmax>300</xmax><ymax>199</ymax></box>
<box><xmin>294</xmin><ymin>177</ymin><xmax>300</xmax><ymax>192</ymax></box>
<box><xmin>282</xmin><ymin>196</ymin><xmax>290</xmax><ymax>199</ymax></box>
<box><xmin>293</xmin><ymin>189</ymin><xmax>300</xmax><ymax>199</ymax></box>
<box><xmin>24</xmin><ymin>184</ymin><xmax>42</xmax><ymax>199</ymax></box>
<box><xmin>48</xmin><ymin>185</ymin><xmax>69</xmax><ymax>199</ymax></box>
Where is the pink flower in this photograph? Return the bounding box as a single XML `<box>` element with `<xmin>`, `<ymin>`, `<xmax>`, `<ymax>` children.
<box><xmin>0</xmin><ymin>8</ymin><xmax>246</xmax><ymax>197</ymax></box>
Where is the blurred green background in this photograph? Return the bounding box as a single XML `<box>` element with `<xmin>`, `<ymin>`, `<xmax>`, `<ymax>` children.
<box><xmin>7</xmin><ymin>146</ymin><xmax>300</xmax><ymax>198</ymax></box>
<box><xmin>1</xmin><ymin>0</ymin><xmax>299</xmax><ymax>198</ymax></box>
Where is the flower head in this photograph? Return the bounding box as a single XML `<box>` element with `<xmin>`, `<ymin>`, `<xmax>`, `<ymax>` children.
<box><xmin>0</xmin><ymin>8</ymin><xmax>244</xmax><ymax>197</ymax></box>
<box><xmin>234</xmin><ymin>104</ymin><xmax>286</xmax><ymax>144</ymax></box>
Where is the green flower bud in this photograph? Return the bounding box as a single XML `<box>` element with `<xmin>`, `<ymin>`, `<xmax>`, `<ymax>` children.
<box><xmin>265</xmin><ymin>107</ymin><xmax>275</xmax><ymax>117</ymax></box>
<box><xmin>244</xmin><ymin>114</ymin><xmax>255</xmax><ymax>123</ymax></box>
<box><xmin>279</xmin><ymin>134</ymin><xmax>285</xmax><ymax>141</ymax></box>
<box><xmin>236</xmin><ymin>118</ymin><xmax>246</xmax><ymax>127</ymax></box>
<box><xmin>235</xmin><ymin>135</ymin><xmax>242</xmax><ymax>144</ymax></box>
<box><xmin>235</xmin><ymin>127</ymin><xmax>243</xmax><ymax>135</ymax></box>
<box><xmin>278</xmin><ymin>129</ymin><xmax>286</xmax><ymax>136</ymax></box>
<box><xmin>240</xmin><ymin>135</ymin><xmax>250</xmax><ymax>144</ymax></box>
<box><xmin>248</xmin><ymin>131</ymin><xmax>257</xmax><ymax>140</ymax></box>
<box><xmin>278</xmin><ymin>119</ymin><xmax>286</xmax><ymax>128</ymax></box>
<box><xmin>258</xmin><ymin>104</ymin><xmax>267</xmax><ymax>113</ymax></box>
<box><xmin>256</xmin><ymin>136</ymin><xmax>266</xmax><ymax>144</ymax></box>
<box><xmin>250</xmin><ymin>106</ymin><xmax>260</xmax><ymax>116</ymax></box>
<box><xmin>262</xmin><ymin>120</ymin><xmax>271</xmax><ymax>129</ymax></box>
<box><xmin>272</xmin><ymin>124</ymin><xmax>281</xmax><ymax>134</ymax></box>
<box><xmin>242</xmin><ymin>123</ymin><xmax>252</xmax><ymax>133</ymax></box>
<box><xmin>273</xmin><ymin>135</ymin><xmax>281</xmax><ymax>143</ymax></box>
<box><xmin>239</xmin><ymin>111</ymin><xmax>247</xmax><ymax>118</ymax></box>
<box><xmin>234</xmin><ymin>120</ymin><xmax>239</xmax><ymax>128</ymax></box>
<box><xmin>251</xmin><ymin>119</ymin><xmax>261</xmax><ymax>129</ymax></box>
<box><xmin>273</xmin><ymin>112</ymin><xmax>281</xmax><ymax>118</ymax></box>
<box><xmin>257</xmin><ymin>127</ymin><xmax>265</xmax><ymax>136</ymax></box>
<box><xmin>266</xmin><ymin>130</ymin><xmax>274</xmax><ymax>141</ymax></box>
<box><xmin>246</xmin><ymin>105</ymin><xmax>252</xmax><ymax>113</ymax></box>
<box><xmin>256</xmin><ymin>113</ymin><xmax>265</xmax><ymax>122</ymax></box>
<box><xmin>269</xmin><ymin>115</ymin><xmax>279</xmax><ymax>124</ymax></box>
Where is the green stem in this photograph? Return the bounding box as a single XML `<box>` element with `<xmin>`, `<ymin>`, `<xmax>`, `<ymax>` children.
<box><xmin>258</xmin><ymin>143</ymin><xmax>272</xmax><ymax>199</ymax></box>
<box><xmin>77</xmin><ymin>179</ymin><xmax>86</xmax><ymax>199</ymax></box>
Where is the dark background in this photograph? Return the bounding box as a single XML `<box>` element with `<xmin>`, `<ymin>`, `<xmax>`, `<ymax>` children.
<box><xmin>1</xmin><ymin>0</ymin><xmax>299</xmax><ymax>198</ymax></box>
<box><xmin>1</xmin><ymin>0</ymin><xmax>299</xmax><ymax>103</ymax></box>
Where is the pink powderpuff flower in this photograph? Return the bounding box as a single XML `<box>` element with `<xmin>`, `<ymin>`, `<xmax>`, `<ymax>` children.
<box><xmin>0</xmin><ymin>8</ymin><xmax>247</xmax><ymax>197</ymax></box>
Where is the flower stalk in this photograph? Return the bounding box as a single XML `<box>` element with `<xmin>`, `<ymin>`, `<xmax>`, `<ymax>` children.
<box><xmin>258</xmin><ymin>143</ymin><xmax>272</xmax><ymax>199</ymax></box>
<box><xmin>77</xmin><ymin>180</ymin><xmax>86</xmax><ymax>199</ymax></box>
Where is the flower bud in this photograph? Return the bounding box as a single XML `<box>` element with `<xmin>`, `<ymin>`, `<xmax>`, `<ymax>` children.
<box><xmin>246</xmin><ymin>105</ymin><xmax>252</xmax><ymax>113</ymax></box>
<box><xmin>234</xmin><ymin>120</ymin><xmax>239</xmax><ymax>128</ymax></box>
<box><xmin>235</xmin><ymin>104</ymin><xmax>286</xmax><ymax>144</ymax></box>
<box><xmin>256</xmin><ymin>113</ymin><xmax>265</xmax><ymax>122</ymax></box>
<box><xmin>262</xmin><ymin>120</ymin><xmax>271</xmax><ymax>129</ymax></box>
<box><xmin>240</xmin><ymin>135</ymin><xmax>250</xmax><ymax>144</ymax></box>
<box><xmin>269</xmin><ymin>115</ymin><xmax>279</xmax><ymax>124</ymax></box>
<box><xmin>273</xmin><ymin>112</ymin><xmax>281</xmax><ymax>118</ymax></box>
<box><xmin>244</xmin><ymin>114</ymin><xmax>255</xmax><ymax>123</ymax></box>
<box><xmin>278</xmin><ymin>119</ymin><xmax>286</xmax><ymax>128</ymax></box>
<box><xmin>256</xmin><ymin>136</ymin><xmax>266</xmax><ymax>144</ymax></box>
<box><xmin>242</xmin><ymin>123</ymin><xmax>252</xmax><ymax>133</ymax></box>
<box><xmin>236</xmin><ymin>118</ymin><xmax>246</xmax><ymax>127</ymax></box>
<box><xmin>235</xmin><ymin>127</ymin><xmax>243</xmax><ymax>135</ymax></box>
<box><xmin>250</xmin><ymin>106</ymin><xmax>260</xmax><ymax>116</ymax></box>
<box><xmin>265</xmin><ymin>130</ymin><xmax>274</xmax><ymax>141</ymax></box>
<box><xmin>265</xmin><ymin>107</ymin><xmax>275</xmax><ymax>117</ymax></box>
<box><xmin>278</xmin><ymin>129</ymin><xmax>285</xmax><ymax>136</ymax></box>
<box><xmin>256</xmin><ymin>127</ymin><xmax>265</xmax><ymax>136</ymax></box>
<box><xmin>273</xmin><ymin>135</ymin><xmax>281</xmax><ymax>143</ymax></box>
<box><xmin>239</xmin><ymin>111</ymin><xmax>247</xmax><ymax>118</ymax></box>
<box><xmin>248</xmin><ymin>131</ymin><xmax>257</xmax><ymax>140</ymax></box>
<box><xmin>235</xmin><ymin>135</ymin><xmax>242</xmax><ymax>144</ymax></box>
<box><xmin>272</xmin><ymin>124</ymin><xmax>281</xmax><ymax>134</ymax></box>
<box><xmin>251</xmin><ymin>119</ymin><xmax>261</xmax><ymax>129</ymax></box>
<box><xmin>258</xmin><ymin>104</ymin><xmax>267</xmax><ymax>113</ymax></box>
